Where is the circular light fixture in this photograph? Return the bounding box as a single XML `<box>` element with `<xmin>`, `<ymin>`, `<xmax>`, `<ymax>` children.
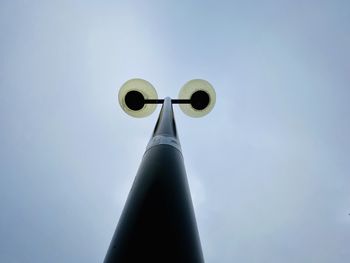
<box><xmin>178</xmin><ymin>79</ymin><xmax>216</xmax><ymax>117</ymax></box>
<box><xmin>118</xmin><ymin>78</ymin><xmax>158</xmax><ymax>118</ymax></box>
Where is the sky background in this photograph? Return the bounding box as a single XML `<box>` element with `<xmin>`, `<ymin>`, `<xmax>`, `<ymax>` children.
<box><xmin>1</xmin><ymin>0</ymin><xmax>350</xmax><ymax>262</ymax></box>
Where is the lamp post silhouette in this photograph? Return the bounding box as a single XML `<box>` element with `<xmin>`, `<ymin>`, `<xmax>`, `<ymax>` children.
<box><xmin>104</xmin><ymin>79</ymin><xmax>216</xmax><ymax>263</ymax></box>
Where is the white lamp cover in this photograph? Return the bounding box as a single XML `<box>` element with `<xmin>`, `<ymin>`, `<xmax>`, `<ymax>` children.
<box><xmin>178</xmin><ymin>79</ymin><xmax>216</xmax><ymax>117</ymax></box>
<box><xmin>118</xmin><ymin>78</ymin><xmax>158</xmax><ymax>118</ymax></box>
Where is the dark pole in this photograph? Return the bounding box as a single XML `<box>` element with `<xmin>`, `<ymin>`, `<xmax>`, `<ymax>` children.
<box><xmin>104</xmin><ymin>97</ymin><xmax>204</xmax><ymax>263</ymax></box>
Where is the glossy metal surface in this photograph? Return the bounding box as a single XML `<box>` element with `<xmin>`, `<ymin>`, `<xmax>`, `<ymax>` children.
<box><xmin>104</xmin><ymin>98</ymin><xmax>204</xmax><ymax>263</ymax></box>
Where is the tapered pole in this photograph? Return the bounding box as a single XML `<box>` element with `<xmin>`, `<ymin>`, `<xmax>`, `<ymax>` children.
<box><xmin>104</xmin><ymin>97</ymin><xmax>204</xmax><ymax>262</ymax></box>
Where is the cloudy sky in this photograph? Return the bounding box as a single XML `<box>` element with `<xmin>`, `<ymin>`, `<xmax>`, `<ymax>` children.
<box><xmin>1</xmin><ymin>0</ymin><xmax>349</xmax><ymax>262</ymax></box>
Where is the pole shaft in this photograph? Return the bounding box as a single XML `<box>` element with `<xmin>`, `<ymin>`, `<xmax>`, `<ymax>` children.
<box><xmin>104</xmin><ymin>98</ymin><xmax>204</xmax><ymax>263</ymax></box>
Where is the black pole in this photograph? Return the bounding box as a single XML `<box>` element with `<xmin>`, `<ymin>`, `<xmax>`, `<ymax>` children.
<box><xmin>104</xmin><ymin>97</ymin><xmax>204</xmax><ymax>263</ymax></box>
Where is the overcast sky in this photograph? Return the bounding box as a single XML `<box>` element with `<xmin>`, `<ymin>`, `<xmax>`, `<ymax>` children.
<box><xmin>1</xmin><ymin>0</ymin><xmax>350</xmax><ymax>262</ymax></box>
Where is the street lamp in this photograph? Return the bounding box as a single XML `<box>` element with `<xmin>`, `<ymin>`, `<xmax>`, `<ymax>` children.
<box><xmin>104</xmin><ymin>79</ymin><xmax>216</xmax><ymax>263</ymax></box>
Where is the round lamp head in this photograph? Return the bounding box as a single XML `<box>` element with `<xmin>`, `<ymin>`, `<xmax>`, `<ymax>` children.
<box><xmin>118</xmin><ymin>78</ymin><xmax>158</xmax><ymax>118</ymax></box>
<box><xmin>178</xmin><ymin>79</ymin><xmax>216</xmax><ymax>117</ymax></box>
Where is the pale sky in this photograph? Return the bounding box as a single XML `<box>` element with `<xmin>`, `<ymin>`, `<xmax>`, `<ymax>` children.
<box><xmin>1</xmin><ymin>1</ymin><xmax>350</xmax><ymax>262</ymax></box>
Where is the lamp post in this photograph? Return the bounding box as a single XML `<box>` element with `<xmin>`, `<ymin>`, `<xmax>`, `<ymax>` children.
<box><xmin>104</xmin><ymin>79</ymin><xmax>215</xmax><ymax>263</ymax></box>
